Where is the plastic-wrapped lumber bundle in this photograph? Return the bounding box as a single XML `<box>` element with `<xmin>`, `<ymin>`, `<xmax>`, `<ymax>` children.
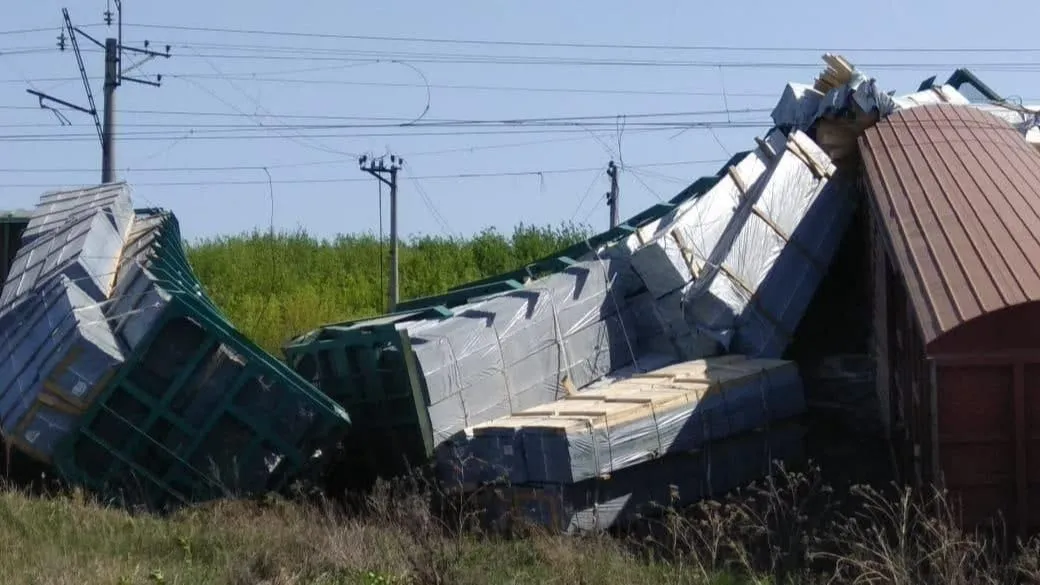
<box><xmin>403</xmin><ymin>254</ymin><xmax>641</xmax><ymax>446</ymax></box>
<box><xmin>771</xmin><ymin>83</ymin><xmax>826</xmax><ymax>130</ymax></box>
<box><xmin>437</xmin><ymin>354</ymin><xmax>805</xmax><ymax>488</ymax></box>
<box><xmin>18</xmin><ymin>183</ymin><xmax>133</xmax><ymax>247</ymax></box>
<box><xmin>0</xmin><ymin>186</ymin><xmax>134</xmax><ymax>460</ymax></box>
<box><xmin>0</xmin><ymin>275</ymin><xmax>126</xmax><ymax>459</ymax></box>
<box><xmin>699</xmin><ymin>131</ymin><xmax>857</xmax><ymax>358</ymax></box>
<box><xmin>970</xmin><ymin>102</ymin><xmax>1040</xmax><ymax>151</ymax></box>
<box><xmin>628</xmin><ymin>129</ymin><xmax>785</xmax><ymax>301</ymax></box>
<box><xmin>891</xmin><ymin>85</ymin><xmax>970</xmax><ymax>109</ymax></box>
<box><xmin>622</xmin><ymin>290</ymin><xmax>712</xmax><ymax>361</ymax></box>
<box><xmin>1</xmin><ymin>204</ymin><xmax>129</xmax><ymax>307</ymax></box>
<box><xmin>104</xmin><ymin>211</ymin><xmax>178</xmax><ymax>350</ymax></box>
<box><xmin>474</xmin><ymin>422</ymin><xmax>806</xmax><ymax>533</ymax></box>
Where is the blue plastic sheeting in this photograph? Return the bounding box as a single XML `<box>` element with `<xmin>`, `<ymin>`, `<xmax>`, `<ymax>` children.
<box><xmin>475</xmin><ymin>423</ymin><xmax>806</xmax><ymax>533</ymax></box>
<box><xmin>436</xmin><ymin>355</ymin><xmax>805</xmax><ymax>488</ymax></box>
<box><xmin>0</xmin><ymin>275</ymin><xmax>125</xmax><ymax>460</ymax></box>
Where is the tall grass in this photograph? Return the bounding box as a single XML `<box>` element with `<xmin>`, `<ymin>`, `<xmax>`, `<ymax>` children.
<box><xmin>185</xmin><ymin>223</ymin><xmax>589</xmax><ymax>353</ymax></box>
<box><xmin>5</xmin><ymin>464</ymin><xmax>1039</xmax><ymax>584</ymax></box>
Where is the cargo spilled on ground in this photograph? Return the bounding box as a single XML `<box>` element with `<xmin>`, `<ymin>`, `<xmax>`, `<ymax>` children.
<box><xmin>2</xmin><ymin>51</ymin><xmax>1040</xmax><ymax>584</ymax></box>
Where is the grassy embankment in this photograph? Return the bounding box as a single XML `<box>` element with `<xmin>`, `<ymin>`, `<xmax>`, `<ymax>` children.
<box><xmin>185</xmin><ymin>224</ymin><xmax>588</xmax><ymax>353</ymax></box>
<box><xmin>3</xmin><ymin>226</ymin><xmax>1039</xmax><ymax>584</ymax></box>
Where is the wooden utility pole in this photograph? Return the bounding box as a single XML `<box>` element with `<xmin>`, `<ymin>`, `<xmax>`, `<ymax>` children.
<box><xmin>360</xmin><ymin>154</ymin><xmax>404</xmax><ymax>312</ymax></box>
<box><xmin>606</xmin><ymin>160</ymin><xmax>620</xmax><ymax>228</ymax></box>
<box><xmin>25</xmin><ymin>2</ymin><xmax>170</xmax><ymax>184</ymax></box>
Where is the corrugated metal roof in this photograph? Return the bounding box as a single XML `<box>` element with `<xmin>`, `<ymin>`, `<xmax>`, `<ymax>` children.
<box><xmin>859</xmin><ymin>104</ymin><xmax>1040</xmax><ymax>348</ymax></box>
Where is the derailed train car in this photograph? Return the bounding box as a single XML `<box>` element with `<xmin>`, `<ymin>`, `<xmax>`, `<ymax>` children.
<box><xmin>0</xmin><ymin>186</ymin><xmax>351</xmax><ymax>509</ymax></box>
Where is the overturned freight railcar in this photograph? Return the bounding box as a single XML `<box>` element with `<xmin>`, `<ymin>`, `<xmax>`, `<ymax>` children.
<box><xmin>0</xmin><ymin>184</ymin><xmax>351</xmax><ymax>509</ymax></box>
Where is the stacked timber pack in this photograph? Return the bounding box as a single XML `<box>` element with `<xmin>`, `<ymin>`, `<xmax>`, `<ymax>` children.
<box><xmin>449</xmin><ymin>355</ymin><xmax>804</xmax><ymax>485</ymax></box>
<box><xmin>0</xmin><ymin>185</ymin><xmax>133</xmax><ymax>459</ymax></box>
<box><xmin>400</xmin><ymin>255</ymin><xmax>658</xmax><ymax>445</ymax></box>
<box><xmin>626</xmin><ymin>128</ymin><xmax>857</xmax><ymax>358</ymax></box>
<box><xmin>406</xmin><ymin>101</ymin><xmax>860</xmax><ymax>532</ymax></box>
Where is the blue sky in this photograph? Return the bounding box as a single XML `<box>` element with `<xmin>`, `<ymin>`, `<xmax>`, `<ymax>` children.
<box><xmin>2</xmin><ymin>0</ymin><xmax>1039</xmax><ymax>241</ymax></box>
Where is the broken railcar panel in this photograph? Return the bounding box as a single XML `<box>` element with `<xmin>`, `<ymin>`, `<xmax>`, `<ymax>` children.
<box><xmin>285</xmin><ymin>322</ymin><xmax>435</xmax><ymax>481</ymax></box>
<box><xmin>943</xmin><ymin>68</ymin><xmax>1003</xmax><ymax>103</ymax></box>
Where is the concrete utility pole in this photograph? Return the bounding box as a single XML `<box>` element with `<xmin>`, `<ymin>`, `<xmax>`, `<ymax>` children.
<box><xmin>26</xmin><ymin>2</ymin><xmax>170</xmax><ymax>184</ymax></box>
<box><xmin>360</xmin><ymin>154</ymin><xmax>405</xmax><ymax>312</ymax></box>
<box><xmin>606</xmin><ymin>160</ymin><xmax>620</xmax><ymax>228</ymax></box>
<box><xmin>102</xmin><ymin>38</ymin><xmax>118</xmax><ymax>183</ymax></box>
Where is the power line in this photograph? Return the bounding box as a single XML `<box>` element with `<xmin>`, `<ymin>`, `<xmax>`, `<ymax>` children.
<box><xmin>0</xmin><ymin>158</ymin><xmax>729</xmax><ymax>186</ymax></box>
<box><xmin>0</xmin><ymin>74</ymin><xmax>784</xmax><ymax>99</ymax></box>
<box><xmin>117</xmin><ymin>23</ymin><xmax>1040</xmax><ymax>54</ymax></box>
<box><xmin>0</xmin><ymin>121</ymin><xmax>678</xmax><ymax>159</ymax></box>
<box><xmin>29</xmin><ymin>40</ymin><xmax>1026</xmax><ymax>70</ymax></box>
<box><xmin>0</xmin><ymin>107</ymin><xmax>772</xmax><ymax>129</ymax></box>
<box><xmin>0</xmin><ymin>122</ymin><xmax>771</xmax><ymax>142</ymax></box>
<box><xmin>410</xmin><ymin>177</ymin><xmax>455</xmax><ymax>238</ymax></box>
<box><xmin>399</xmin><ymin>126</ymin><xmax>701</xmax><ymax>158</ymax></box>
<box><xmin>157</xmin><ymin>50</ymin><xmax>1040</xmax><ymax>71</ymax></box>
<box><xmin>568</xmin><ymin>168</ymin><xmax>605</xmax><ymax>223</ymax></box>
<box><xmin>0</xmin><ymin>28</ymin><xmax>57</xmax><ymax>37</ymax></box>
<box><xmin>176</xmin><ymin>47</ymin><xmax>361</xmax><ymax>159</ymax></box>
<box><xmin>13</xmin><ymin>39</ymin><xmax>1040</xmax><ymax>70</ymax></box>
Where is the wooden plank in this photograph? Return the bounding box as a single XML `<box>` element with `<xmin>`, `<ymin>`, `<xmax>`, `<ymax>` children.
<box><xmin>726</xmin><ymin>166</ymin><xmax>749</xmax><ymax>197</ymax></box>
<box><xmin>470</xmin><ymin>356</ymin><xmax>795</xmax><ymax>432</ymax></box>
<box><xmin>786</xmin><ymin>137</ymin><xmax>832</xmax><ymax>179</ymax></box>
<box><xmin>755</xmin><ymin>136</ymin><xmax>777</xmax><ymax>161</ymax></box>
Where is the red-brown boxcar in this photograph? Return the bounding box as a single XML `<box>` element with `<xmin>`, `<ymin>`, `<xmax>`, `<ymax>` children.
<box><xmin>860</xmin><ymin>103</ymin><xmax>1040</xmax><ymax>533</ymax></box>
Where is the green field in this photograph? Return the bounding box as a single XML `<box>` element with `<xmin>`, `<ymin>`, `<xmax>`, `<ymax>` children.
<box><xmin>185</xmin><ymin>224</ymin><xmax>590</xmax><ymax>354</ymax></box>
